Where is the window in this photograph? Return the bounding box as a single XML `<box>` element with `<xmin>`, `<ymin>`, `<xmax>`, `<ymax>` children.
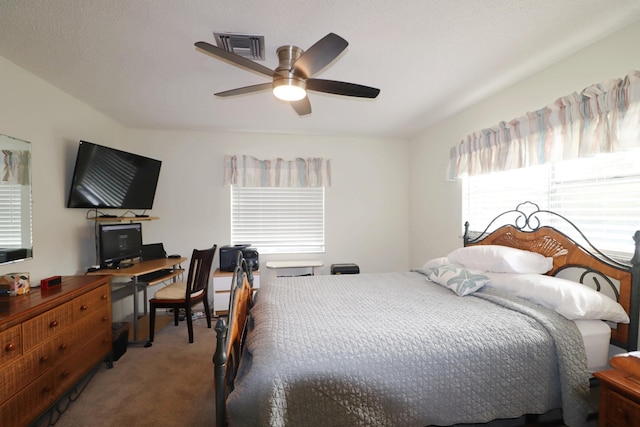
<box><xmin>0</xmin><ymin>183</ymin><xmax>31</xmax><ymax>247</ymax></box>
<box><xmin>231</xmin><ymin>186</ymin><xmax>325</xmax><ymax>254</ymax></box>
<box><xmin>463</xmin><ymin>150</ymin><xmax>640</xmax><ymax>258</ymax></box>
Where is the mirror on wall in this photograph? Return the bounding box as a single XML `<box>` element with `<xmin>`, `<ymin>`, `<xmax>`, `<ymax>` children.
<box><xmin>0</xmin><ymin>134</ymin><xmax>32</xmax><ymax>264</ymax></box>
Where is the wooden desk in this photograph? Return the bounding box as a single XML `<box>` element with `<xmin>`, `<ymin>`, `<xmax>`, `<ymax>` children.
<box><xmin>87</xmin><ymin>257</ymin><xmax>186</xmax><ymax>342</ymax></box>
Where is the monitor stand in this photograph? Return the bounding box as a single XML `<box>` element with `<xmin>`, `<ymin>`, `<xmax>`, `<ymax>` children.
<box><xmin>108</xmin><ymin>262</ymin><xmax>133</xmax><ymax>270</ymax></box>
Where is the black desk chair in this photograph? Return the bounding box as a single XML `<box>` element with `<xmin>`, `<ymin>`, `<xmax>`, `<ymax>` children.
<box><xmin>148</xmin><ymin>245</ymin><xmax>217</xmax><ymax>345</ymax></box>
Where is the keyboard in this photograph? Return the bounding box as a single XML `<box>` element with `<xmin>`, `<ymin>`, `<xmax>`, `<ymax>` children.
<box><xmin>137</xmin><ymin>269</ymin><xmax>175</xmax><ymax>283</ymax></box>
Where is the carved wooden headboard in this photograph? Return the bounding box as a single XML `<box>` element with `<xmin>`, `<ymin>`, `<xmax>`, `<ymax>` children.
<box><xmin>464</xmin><ymin>202</ymin><xmax>640</xmax><ymax>351</ymax></box>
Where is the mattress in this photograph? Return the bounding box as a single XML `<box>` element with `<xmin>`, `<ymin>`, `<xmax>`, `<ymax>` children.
<box><xmin>574</xmin><ymin>319</ymin><xmax>611</xmax><ymax>372</ymax></box>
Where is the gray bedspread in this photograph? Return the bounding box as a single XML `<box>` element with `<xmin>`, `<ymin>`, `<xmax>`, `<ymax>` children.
<box><xmin>227</xmin><ymin>271</ymin><xmax>590</xmax><ymax>427</ymax></box>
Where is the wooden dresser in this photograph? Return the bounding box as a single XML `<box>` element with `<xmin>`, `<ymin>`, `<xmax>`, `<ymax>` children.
<box><xmin>594</xmin><ymin>351</ymin><xmax>640</xmax><ymax>427</ymax></box>
<box><xmin>0</xmin><ymin>275</ymin><xmax>112</xmax><ymax>426</ymax></box>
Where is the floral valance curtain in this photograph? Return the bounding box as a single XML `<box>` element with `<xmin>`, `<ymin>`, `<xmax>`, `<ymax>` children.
<box><xmin>223</xmin><ymin>155</ymin><xmax>332</xmax><ymax>187</ymax></box>
<box><xmin>2</xmin><ymin>150</ymin><xmax>30</xmax><ymax>186</ymax></box>
<box><xmin>448</xmin><ymin>70</ymin><xmax>640</xmax><ymax>179</ymax></box>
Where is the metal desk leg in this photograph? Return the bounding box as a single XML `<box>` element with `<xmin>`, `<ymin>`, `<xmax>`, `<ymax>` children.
<box><xmin>132</xmin><ymin>282</ymin><xmax>139</xmax><ymax>341</ymax></box>
<box><xmin>143</xmin><ymin>286</ymin><xmax>148</xmax><ymax>316</ymax></box>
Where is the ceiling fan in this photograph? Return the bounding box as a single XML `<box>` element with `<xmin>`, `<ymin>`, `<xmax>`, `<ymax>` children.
<box><xmin>194</xmin><ymin>33</ymin><xmax>380</xmax><ymax>116</ymax></box>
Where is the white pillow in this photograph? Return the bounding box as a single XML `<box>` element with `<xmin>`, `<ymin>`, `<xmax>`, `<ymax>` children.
<box><xmin>429</xmin><ymin>264</ymin><xmax>490</xmax><ymax>296</ymax></box>
<box><xmin>485</xmin><ymin>272</ymin><xmax>630</xmax><ymax>323</ymax></box>
<box><xmin>421</xmin><ymin>257</ymin><xmax>450</xmax><ymax>273</ymax></box>
<box><xmin>447</xmin><ymin>245</ymin><xmax>553</xmax><ymax>274</ymax></box>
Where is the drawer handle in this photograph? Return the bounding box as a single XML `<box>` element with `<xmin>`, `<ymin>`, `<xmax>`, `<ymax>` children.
<box><xmin>102</xmin><ymin>316</ymin><xmax>108</xmax><ymax>322</ymax></box>
<box><xmin>40</xmin><ymin>355</ymin><xmax>49</xmax><ymax>363</ymax></box>
<box><xmin>61</xmin><ymin>369</ymin><xmax>70</xmax><ymax>378</ymax></box>
<box><xmin>80</xmin><ymin>304</ymin><xmax>88</xmax><ymax>311</ymax></box>
<box><xmin>615</xmin><ymin>406</ymin><xmax>629</xmax><ymax>418</ymax></box>
<box><xmin>42</xmin><ymin>386</ymin><xmax>51</xmax><ymax>394</ymax></box>
<box><xmin>49</xmin><ymin>320</ymin><xmax>59</xmax><ymax>328</ymax></box>
<box><xmin>101</xmin><ymin>294</ymin><xmax>107</xmax><ymax>300</ymax></box>
<box><xmin>5</xmin><ymin>343</ymin><xmax>16</xmax><ymax>352</ymax></box>
<box><xmin>59</xmin><ymin>343</ymin><xmax>68</xmax><ymax>351</ymax></box>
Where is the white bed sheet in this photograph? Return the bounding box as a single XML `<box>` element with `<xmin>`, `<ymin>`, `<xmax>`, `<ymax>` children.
<box><xmin>574</xmin><ymin>319</ymin><xmax>611</xmax><ymax>372</ymax></box>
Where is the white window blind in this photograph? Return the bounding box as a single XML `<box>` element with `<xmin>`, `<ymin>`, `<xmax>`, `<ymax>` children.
<box><xmin>0</xmin><ymin>184</ymin><xmax>26</xmax><ymax>247</ymax></box>
<box><xmin>231</xmin><ymin>186</ymin><xmax>325</xmax><ymax>254</ymax></box>
<box><xmin>463</xmin><ymin>150</ymin><xmax>640</xmax><ymax>258</ymax></box>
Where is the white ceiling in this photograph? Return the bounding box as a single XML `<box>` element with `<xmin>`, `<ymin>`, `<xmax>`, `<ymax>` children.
<box><xmin>1</xmin><ymin>0</ymin><xmax>640</xmax><ymax>139</ymax></box>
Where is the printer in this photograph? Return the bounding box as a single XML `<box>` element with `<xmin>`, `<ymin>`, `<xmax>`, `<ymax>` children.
<box><xmin>219</xmin><ymin>244</ymin><xmax>259</xmax><ymax>272</ymax></box>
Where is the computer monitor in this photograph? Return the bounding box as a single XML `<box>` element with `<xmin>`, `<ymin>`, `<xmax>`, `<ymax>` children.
<box><xmin>98</xmin><ymin>222</ymin><xmax>143</xmax><ymax>268</ymax></box>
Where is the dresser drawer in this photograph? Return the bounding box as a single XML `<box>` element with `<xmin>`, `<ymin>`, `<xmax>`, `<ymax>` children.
<box><xmin>0</xmin><ymin>328</ymin><xmax>112</xmax><ymax>427</ymax></box>
<box><xmin>0</xmin><ymin>327</ymin><xmax>80</xmax><ymax>403</ymax></box>
<box><xmin>0</xmin><ymin>362</ymin><xmax>58</xmax><ymax>427</ymax></box>
<box><xmin>604</xmin><ymin>388</ymin><xmax>640</xmax><ymax>427</ymax></box>
<box><xmin>21</xmin><ymin>302</ymin><xmax>74</xmax><ymax>350</ymax></box>
<box><xmin>72</xmin><ymin>329</ymin><xmax>112</xmax><ymax>373</ymax></box>
<box><xmin>73</xmin><ymin>284</ymin><xmax>110</xmax><ymax>321</ymax></box>
<box><xmin>0</xmin><ymin>325</ymin><xmax>21</xmax><ymax>368</ymax></box>
<box><xmin>77</xmin><ymin>307</ymin><xmax>111</xmax><ymax>338</ymax></box>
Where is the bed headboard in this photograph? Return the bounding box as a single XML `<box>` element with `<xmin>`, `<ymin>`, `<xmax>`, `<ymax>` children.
<box><xmin>463</xmin><ymin>201</ymin><xmax>640</xmax><ymax>351</ymax></box>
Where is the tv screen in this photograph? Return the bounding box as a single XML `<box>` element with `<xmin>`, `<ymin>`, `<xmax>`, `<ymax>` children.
<box><xmin>98</xmin><ymin>222</ymin><xmax>143</xmax><ymax>268</ymax></box>
<box><xmin>67</xmin><ymin>141</ymin><xmax>162</xmax><ymax>210</ymax></box>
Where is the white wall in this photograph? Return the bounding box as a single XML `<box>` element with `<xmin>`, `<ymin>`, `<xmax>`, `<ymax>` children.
<box><xmin>0</xmin><ymin>56</ymin><xmax>125</xmax><ymax>280</ymax></box>
<box><xmin>409</xmin><ymin>19</ymin><xmax>640</xmax><ymax>268</ymax></box>
<box><xmin>0</xmin><ymin>54</ymin><xmax>409</xmax><ymax>313</ymax></box>
<box><xmin>126</xmin><ymin>129</ymin><xmax>410</xmax><ymax>284</ymax></box>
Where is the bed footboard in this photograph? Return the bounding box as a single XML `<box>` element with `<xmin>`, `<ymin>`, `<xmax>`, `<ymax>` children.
<box><xmin>214</xmin><ymin>253</ymin><xmax>254</xmax><ymax>427</ymax></box>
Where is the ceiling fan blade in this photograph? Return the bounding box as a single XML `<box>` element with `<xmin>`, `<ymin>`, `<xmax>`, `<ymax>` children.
<box><xmin>306</xmin><ymin>79</ymin><xmax>380</xmax><ymax>98</ymax></box>
<box><xmin>215</xmin><ymin>83</ymin><xmax>272</xmax><ymax>97</ymax></box>
<box><xmin>195</xmin><ymin>41</ymin><xmax>274</xmax><ymax>79</ymax></box>
<box><xmin>292</xmin><ymin>33</ymin><xmax>348</xmax><ymax>78</ymax></box>
<box><xmin>291</xmin><ymin>97</ymin><xmax>311</xmax><ymax>116</ymax></box>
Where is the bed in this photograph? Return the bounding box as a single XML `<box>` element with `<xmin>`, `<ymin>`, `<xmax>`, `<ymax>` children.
<box><xmin>214</xmin><ymin>202</ymin><xmax>640</xmax><ymax>427</ymax></box>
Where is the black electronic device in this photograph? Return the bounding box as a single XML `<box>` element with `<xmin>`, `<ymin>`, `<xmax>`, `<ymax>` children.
<box><xmin>142</xmin><ymin>243</ymin><xmax>166</xmax><ymax>261</ymax></box>
<box><xmin>137</xmin><ymin>269</ymin><xmax>174</xmax><ymax>283</ymax></box>
<box><xmin>98</xmin><ymin>222</ymin><xmax>143</xmax><ymax>269</ymax></box>
<box><xmin>219</xmin><ymin>244</ymin><xmax>259</xmax><ymax>272</ymax></box>
<box><xmin>331</xmin><ymin>263</ymin><xmax>360</xmax><ymax>275</ymax></box>
<box><xmin>66</xmin><ymin>140</ymin><xmax>162</xmax><ymax>210</ymax></box>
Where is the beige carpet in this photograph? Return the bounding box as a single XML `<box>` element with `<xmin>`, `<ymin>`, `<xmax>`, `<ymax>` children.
<box><xmin>35</xmin><ymin>314</ymin><xmax>217</xmax><ymax>427</ymax></box>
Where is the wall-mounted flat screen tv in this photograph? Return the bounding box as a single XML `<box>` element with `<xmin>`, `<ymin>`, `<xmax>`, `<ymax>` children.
<box><xmin>66</xmin><ymin>141</ymin><xmax>162</xmax><ymax>210</ymax></box>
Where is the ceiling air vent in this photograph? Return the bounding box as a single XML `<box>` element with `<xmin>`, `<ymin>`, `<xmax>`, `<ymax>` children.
<box><xmin>213</xmin><ymin>33</ymin><xmax>265</xmax><ymax>61</ymax></box>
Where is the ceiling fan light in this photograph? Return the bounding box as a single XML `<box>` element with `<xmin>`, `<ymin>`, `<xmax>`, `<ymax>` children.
<box><xmin>273</xmin><ymin>79</ymin><xmax>306</xmax><ymax>101</ymax></box>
